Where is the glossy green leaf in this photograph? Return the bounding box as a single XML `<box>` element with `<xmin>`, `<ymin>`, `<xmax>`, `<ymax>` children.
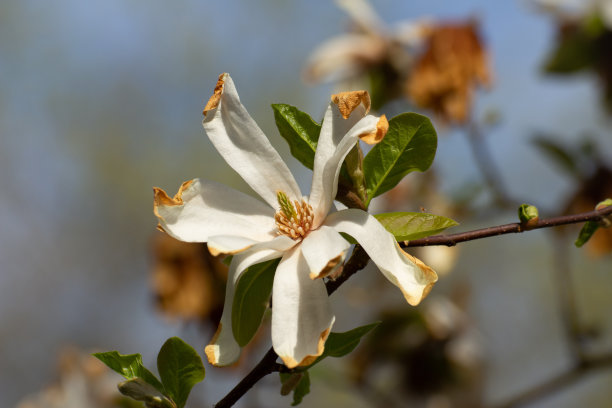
<box><xmin>118</xmin><ymin>378</ymin><xmax>176</xmax><ymax>408</ymax></box>
<box><xmin>272</xmin><ymin>104</ymin><xmax>321</xmax><ymax>170</ymax></box>
<box><xmin>157</xmin><ymin>337</ymin><xmax>205</xmax><ymax>408</ymax></box>
<box><xmin>232</xmin><ymin>258</ymin><xmax>280</xmax><ymax>346</ymax></box>
<box><xmin>280</xmin><ymin>371</ymin><xmax>311</xmax><ymax>406</ymax></box>
<box><xmin>374</xmin><ymin>212</ymin><xmax>458</xmax><ymax>241</ymax></box>
<box><xmin>363</xmin><ymin>113</ymin><xmax>437</xmax><ymax>207</ymax></box>
<box><xmin>93</xmin><ymin>351</ymin><xmax>163</xmax><ymax>392</ymax></box>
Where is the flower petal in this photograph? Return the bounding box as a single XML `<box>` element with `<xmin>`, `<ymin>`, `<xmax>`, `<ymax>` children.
<box><xmin>271</xmin><ymin>247</ymin><xmax>335</xmax><ymax>369</ymax></box>
<box><xmin>309</xmin><ymin>106</ymin><xmax>385</xmax><ymax>227</ymax></box>
<box><xmin>325</xmin><ymin>209</ymin><xmax>438</xmax><ymax>305</ymax></box>
<box><xmin>202</xmin><ymin>73</ymin><xmax>302</xmax><ymax>207</ymax></box>
<box><xmin>204</xmin><ymin>239</ymin><xmax>295</xmax><ymax>366</ymax></box>
<box><xmin>207</xmin><ymin>236</ymin><xmax>258</xmax><ymax>256</ymax></box>
<box><xmin>303</xmin><ymin>34</ymin><xmax>387</xmax><ymax>83</ymax></box>
<box><xmin>336</xmin><ymin>0</ymin><xmax>385</xmax><ymax>34</ymax></box>
<box><xmin>301</xmin><ymin>226</ymin><xmax>350</xmax><ymax>279</ymax></box>
<box><xmin>154</xmin><ymin>178</ymin><xmax>276</xmax><ymax>243</ymax></box>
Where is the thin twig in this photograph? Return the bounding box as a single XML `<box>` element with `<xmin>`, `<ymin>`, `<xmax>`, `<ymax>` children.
<box><xmin>214</xmin><ymin>205</ymin><xmax>612</xmax><ymax>407</ymax></box>
<box><xmin>551</xmin><ymin>233</ymin><xmax>585</xmax><ymax>363</ymax></box>
<box><xmin>493</xmin><ymin>353</ymin><xmax>612</xmax><ymax>408</ymax></box>
<box><xmin>465</xmin><ymin>119</ymin><xmax>516</xmax><ymax>208</ymax></box>
<box><xmin>404</xmin><ymin>205</ymin><xmax>612</xmax><ymax>247</ymax></box>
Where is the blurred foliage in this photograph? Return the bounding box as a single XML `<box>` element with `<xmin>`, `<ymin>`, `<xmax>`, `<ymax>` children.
<box><xmin>543</xmin><ymin>14</ymin><xmax>612</xmax><ymax>111</ymax></box>
<box><xmin>534</xmin><ymin>135</ymin><xmax>612</xmax><ymax>255</ymax></box>
<box><xmin>349</xmin><ymin>295</ymin><xmax>483</xmax><ymax>407</ymax></box>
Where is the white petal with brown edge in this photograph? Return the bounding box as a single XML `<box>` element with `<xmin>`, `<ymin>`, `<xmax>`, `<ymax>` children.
<box><xmin>324</xmin><ymin>208</ymin><xmax>438</xmax><ymax>306</ymax></box>
<box><xmin>205</xmin><ymin>242</ymin><xmax>293</xmax><ymax>367</ymax></box>
<box><xmin>271</xmin><ymin>247</ymin><xmax>335</xmax><ymax>369</ymax></box>
<box><xmin>309</xmin><ymin>112</ymin><xmax>383</xmax><ymax>228</ymax></box>
<box><xmin>207</xmin><ymin>234</ymin><xmax>296</xmax><ymax>257</ymax></box>
<box><xmin>300</xmin><ymin>226</ymin><xmax>350</xmax><ymax>279</ymax></box>
<box><xmin>202</xmin><ymin>73</ymin><xmax>302</xmax><ymax>207</ymax></box>
<box><xmin>154</xmin><ymin>178</ymin><xmax>276</xmax><ymax>243</ymax></box>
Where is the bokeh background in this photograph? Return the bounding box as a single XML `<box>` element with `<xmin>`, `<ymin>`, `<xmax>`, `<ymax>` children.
<box><xmin>1</xmin><ymin>0</ymin><xmax>612</xmax><ymax>407</ymax></box>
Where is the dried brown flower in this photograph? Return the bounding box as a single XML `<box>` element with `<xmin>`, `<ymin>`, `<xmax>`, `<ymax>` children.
<box><xmin>151</xmin><ymin>232</ymin><xmax>227</xmax><ymax>324</ymax></box>
<box><xmin>407</xmin><ymin>21</ymin><xmax>492</xmax><ymax>123</ymax></box>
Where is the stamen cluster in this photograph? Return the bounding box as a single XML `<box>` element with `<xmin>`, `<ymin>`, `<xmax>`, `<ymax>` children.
<box><xmin>275</xmin><ymin>194</ymin><xmax>314</xmax><ymax>240</ymax></box>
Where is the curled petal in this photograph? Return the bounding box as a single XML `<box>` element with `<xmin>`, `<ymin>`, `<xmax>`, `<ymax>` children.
<box><xmin>272</xmin><ymin>247</ymin><xmax>335</xmax><ymax>369</ymax></box>
<box><xmin>301</xmin><ymin>226</ymin><xmax>350</xmax><ymax>279</ymax></box>
<box><xmin>359</xmin><ymin>114</ymin><xmax>388</xmax><ymax>145</ymax></box>
<box><xmin>309</xmin><ymin>110</ymin><xmax>381</xmax><ymax>228</ymax></box>
<box><xmin>336</xmin><ymin>0</ymin><xmax>386</xmax><ymax>34</ymax></box>
<box><xmin>153</xmin><ymin>178</ymin><xmax>276</xmax><ymax>243</ymax></box>
<box><xmin>325</xmin><ymin>209</ymin><xmax>438</xmax><ymax>305</ymax></box>
<box><xmin>202</xmin><ymin>73</ymin><xmax>302</xmax><ymax>207</ymax></box>
<box><xmin>331</xmin><ymin>90</ymin><xmax>371</xmax><ymax>118</ymax></box>
<box><xmin>205</xmin><ymin>239</ymin><xmax>295</xmax><ymax>366</ymax></box>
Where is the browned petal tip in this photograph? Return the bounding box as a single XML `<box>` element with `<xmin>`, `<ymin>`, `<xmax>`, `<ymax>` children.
<box><xmin>359</xmin><ymin>114</ymin><xmax>388</xmax><ymax>145</ymax></box>
<box><xmin>203</xmin><ymin>73</ymin><xmax>227</xmax><ymax>117</ymax></box>
<box><xmin>401</xmin><ymin>250</ymin><xmax>438</xmax><ymax>306</ymax></box>
<box><xmin>280</xmin><ymin>327</ymin><xmax>331</xmax><ymax>369</ymax></box>
<box><xmin>204</xmin><ymin>323</ymin><xmax>223</xmax><ymax>365</ymax></box>
<box><xmin>331</xmin><ymin>90</ymin><xmax>371</xmax><ymax>119</ymax></box>
<box><xmin>153</xmin><ymin>179</ymin><xmax>195</xmax><ymax>217</ymax></box>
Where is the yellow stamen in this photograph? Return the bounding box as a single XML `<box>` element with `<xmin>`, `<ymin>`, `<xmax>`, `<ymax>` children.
<box><xmin>275</xmin><ymin>192</ymin><xmax>314</xmax><ymax>240</ymax></box>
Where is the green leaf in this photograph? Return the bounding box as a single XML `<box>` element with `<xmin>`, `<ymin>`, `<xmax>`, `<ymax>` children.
<box><xmin>272</xmin><ymin>104</ymin><xmax>321</xmax><ymax>170</ymax></box>
<box><xmin>532</xmin><ymin>136</ymin><xmax>580</xmax><ymax>178</ymax></box>
<box><xmin>232</xmin><ymin>258</ymin><xmax>281</xmax><ymax>346</ymax></box>
<box><xmin>280</xmin><ymin>371</ymin><xmax>311</xmax><ymax>406</ymax></box>
<box><xmin>575</xmin><ymin>198</ymin><xmax>612</xmax><ymax>247</ymax></box>
<box><xmin>305</xmin><ymin>322</ymin><xmax>380</xmax><ymax>369</ymax></box>
<box><xmin>118</xmin><ymin>378</ymin><xmax>176</xmax><ymax>408</ymax></box>
<box><xmin>575</xmin><ymin>220</ymin><xmax>601</xmax><ymax>247</ymax></box>
<box><xmin>157</xmin><ymin>337</ymin><xmax>205</xmax><ymax>408</ymax></box>
<box><xmin>363</xmin><ymin>113</ymin><xmax>437</xmax><ymax>207</ymax></box>
<box><xmin>543</xmin><ymin>27</ymin><xmax>597</xmax><ymax>74</ymax></box>
<box><xmin>93</xmin><ymin>351</ymin><xmax>164</xmax><ymax>392</ymax></box>
<box><xmin>374</xmin><ymin>212</ymin><xmax>458</xmax><ymax>241</ymax></box>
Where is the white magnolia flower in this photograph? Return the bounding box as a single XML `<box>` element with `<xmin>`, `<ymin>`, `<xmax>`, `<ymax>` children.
<box><xmin>304</xmin><ymin>0</ymin><xmax>431</xmax><ymax>85</ymax></box>
<box><xmin>153</xmin><ymin>73</ymin><xmax>437</xmax><ymax>368</ymax></box>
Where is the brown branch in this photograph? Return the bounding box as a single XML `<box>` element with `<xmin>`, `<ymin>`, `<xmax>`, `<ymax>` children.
<box><xmin>214</xmin><ymin>205</ymin><xmax>612</xmax><ymax>407</ymax></box>
<box><xmin>404</xmin><ymin>205</ymin><xmax>612</xmax><ymax>247</ymax></box>
<box><xmin>214</xmin><ymin>348</ymin><xmax>281</xmax><ymax>408</ymax></box>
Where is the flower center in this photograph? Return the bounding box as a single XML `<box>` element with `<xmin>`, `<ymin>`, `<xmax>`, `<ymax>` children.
<box><xmin>275</xmin><ymin>192</ymin><xmax>314</xmax><ymax>240</ymax></box>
